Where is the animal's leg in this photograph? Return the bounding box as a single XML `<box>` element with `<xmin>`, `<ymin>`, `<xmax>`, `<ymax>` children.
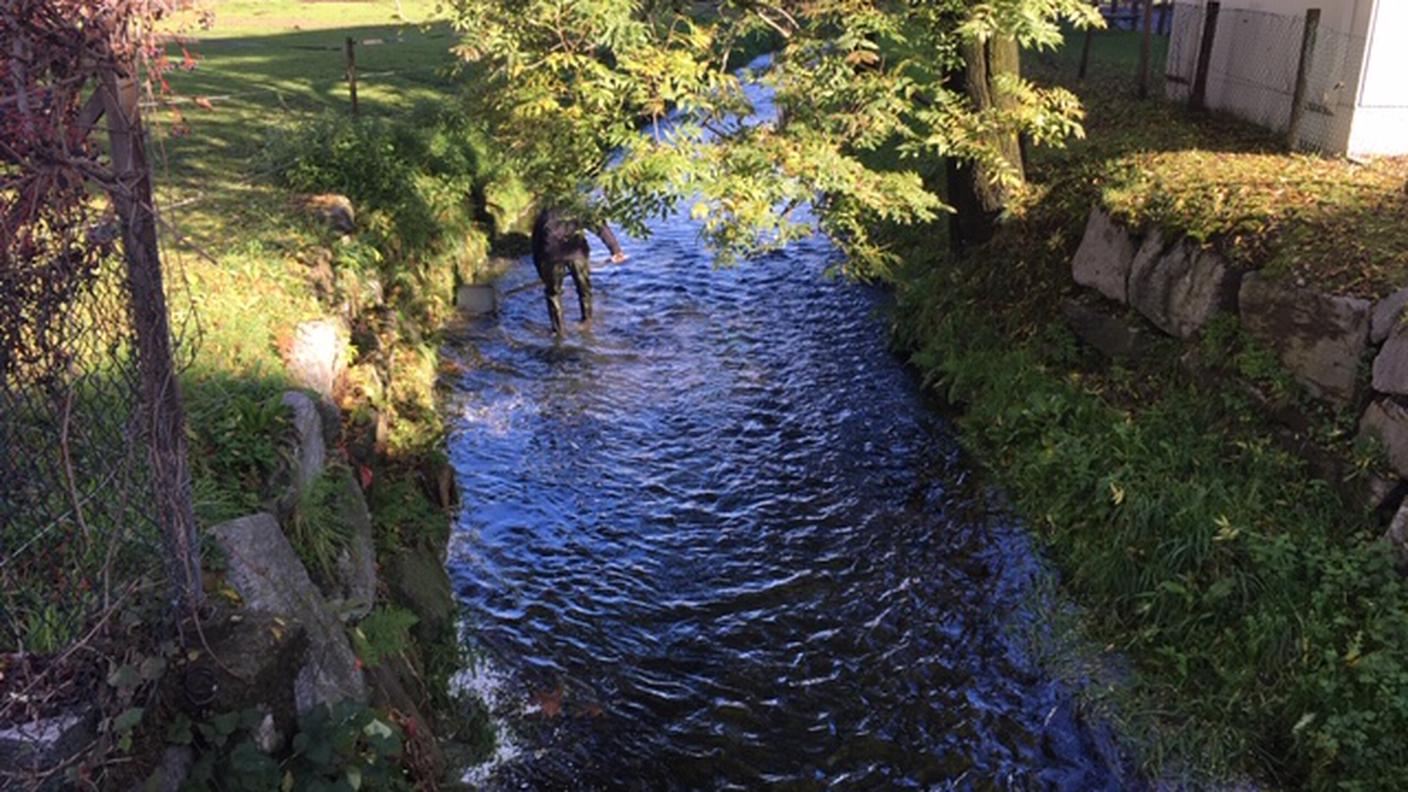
<box><xmin>567</xmin><ymin>258</ymin><xmax>592</xmax><ymax>322</ymax></box>
<box><xmin>542</xmin><ymin>262</ymin><xmax>566</xmax><ymax>336</ymax></box>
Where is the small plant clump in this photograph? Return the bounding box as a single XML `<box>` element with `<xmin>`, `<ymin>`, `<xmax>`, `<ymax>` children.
<box><xmin>177</xmin><ymin>701</ymin><xmax>412</xmax><ymax>792</ymax></box>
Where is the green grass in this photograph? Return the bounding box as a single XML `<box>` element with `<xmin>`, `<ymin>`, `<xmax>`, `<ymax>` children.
<box><xmin>143</xmin><ymin>1</ymin><xmax>491</xmax><ymax>519</ymax></box>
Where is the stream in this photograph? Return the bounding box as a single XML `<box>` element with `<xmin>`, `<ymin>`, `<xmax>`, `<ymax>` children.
<box><xmin>442</xmin><ymin>239</ymin><xmax>1134</xmax><ymax>789</ymax></box>
<box><xmin>441</xmin><ymin>62</ymin><xmax>1133</xmax><ymax>791</ymax></box>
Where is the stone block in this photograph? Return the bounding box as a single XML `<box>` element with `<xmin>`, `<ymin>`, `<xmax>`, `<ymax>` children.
<box><xmin>0</xmin><ymin>704</ymin><xmax>96</xmax><ymax>779</ymax></box>
<box><xmin>1060</xmin><ymin>297</ymin><xmax>1153</xmax><ymax>359</ymax></box>
<box><xmin>1239</xmin><ymin>273</ymin><xmax>1371</xmax><ymax>405</ymax></box>
<box><xmin>1372</xmin><ymin>324</ymin><xmax>1408</xmax><ymax>396</ymax></box>
<box><xmin>1385</xmin><ymin>498</ymin><xmax>1408</xmax><ymax>573</ymax></box>
<box><xmin>384</xmin><ymin>540</ymin><xmax>454</xmax><ymax>647</ymax></box>
<box><xmin>295</xmin><ymin>194</ymin><xmax>356</xmax><ymax>234</ymax></box>
<box><xmin>1127</xmin><ymin>231</ymin><xmax>1241</xmax><ymax>338</ymax></box>
<box><xmin>1371</xmin><ymin>286</ymin><xmax>1408</xmax><ymax>345</ymax></box>
<box><xmin>1071</xmin><ymin>208</ymin><xmax>1137</xmax><ymax>304</ymax></box>
<box><xmin>281</xmin><ymin>391</ymin><xmax>327</xmax><ymax>496</ymax></box>
<box><xmin>331</xmin><ymin>468</ymin><xmax>377</xmax><ymax>617</ymax></box>
<box><xmin>456</xmin><ymin>284</ymin><xmax>498</xmax><ymax>316</ymax></box>
<box><xmin>188</xmin><ymin>609</ymin><xmax>307</xmax><ymax>747</ymax></box>
<box><xmin>287</xmin><ymin>319</ymin><xmax>348</xmax><ymax>403</ymax></box>
<box><xmin>1361</xmin><ymin>398</ymin><xmax>1408</xmax><ymax>479</ymax></box>
<box><xmin>209</xmin><ymin>514</ymin><xmax>366</xmax><ymax>714</ymax></box>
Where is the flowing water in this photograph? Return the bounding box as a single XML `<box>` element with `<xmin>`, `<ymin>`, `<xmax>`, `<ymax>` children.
<box><xmin>442</xmin><ymin>239</ymin><xmax>1135</xmax><ymax>789</ymax></box>
<box><xmin>442</xmin><ymin>63</ymin><xmax>1132</xmax><ymax>791</ymax></box>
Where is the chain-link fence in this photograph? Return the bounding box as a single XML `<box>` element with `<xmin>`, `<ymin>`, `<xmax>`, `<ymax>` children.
<box><xmin>2</xmin><ymin>3</ymin><xmax>204</xmax><ymax>785</ymax></box>
<box><xmin>1165</xmin><ymin>1</ymin><xmax>1366</xmax><ymax>152</ymax></box>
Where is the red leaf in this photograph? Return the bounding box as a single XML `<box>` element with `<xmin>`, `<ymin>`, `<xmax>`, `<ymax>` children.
<box><xmin>530</xmin><ymin>686</ymin><xmax>563</xmax><ymax>718</ymax></box>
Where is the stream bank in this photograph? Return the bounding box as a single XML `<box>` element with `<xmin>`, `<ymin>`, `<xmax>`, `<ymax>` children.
<box><xmin>881</xmin><ymin>31</ymin><xmax>1408</xmax><ymax>790</ymax></box>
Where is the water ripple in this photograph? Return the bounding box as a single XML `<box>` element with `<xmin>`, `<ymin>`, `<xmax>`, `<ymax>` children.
<box><xmin>443</xmin><ymin>227</ymin><xmax>1132</xmax><ymax>789</ymax></box>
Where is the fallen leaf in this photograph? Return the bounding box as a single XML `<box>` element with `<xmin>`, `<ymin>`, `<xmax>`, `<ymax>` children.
<box><xmin>530</xmin><ymin>686</ymin><xmax>563</xmax><ymax>718</ymax></box>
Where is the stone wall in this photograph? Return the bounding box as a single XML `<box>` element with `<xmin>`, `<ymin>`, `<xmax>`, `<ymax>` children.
<box><xmin>1067</xmin><ymin>207</ymin><xmax>1408</xmax><ymax>556</ymax></box>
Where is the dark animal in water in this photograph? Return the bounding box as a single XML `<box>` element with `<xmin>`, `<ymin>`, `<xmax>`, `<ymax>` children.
<box><xmin>531</xmin><ymin>207</ymin><xmax>626</xmax><ymax>335</ymax></box>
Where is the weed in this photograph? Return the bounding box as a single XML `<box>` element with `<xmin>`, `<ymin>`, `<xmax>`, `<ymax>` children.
<box><xmin>179</xmin><ymin>701</ymin><xmax>412</xmax><ymax>792</ymax></box>
<box><xmin>352</xmin><ymin>606</ymin><xmax>420</xmax><ymax>670</ymax></box>
<box><xmin>286</xmin><ymin>467</ymin><xmax>355</xmax><ymax>586</ymax></box>
<box><xmin>185</xmin><ymin>377</ymin><xmax>291</xmax><ymax>526</ymax></box>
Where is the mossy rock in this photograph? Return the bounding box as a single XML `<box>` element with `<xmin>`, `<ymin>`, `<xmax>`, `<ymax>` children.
<box><xmin>384</xmin><ymin>540</ymin><xmax>454</xmax><ymax>646</ymax></box>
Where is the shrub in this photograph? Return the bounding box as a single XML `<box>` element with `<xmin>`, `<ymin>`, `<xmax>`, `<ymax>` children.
<box><xmin>263</xmin><ymin>105</ymin><xmax>498</xmax><ymax>260</ymax></box>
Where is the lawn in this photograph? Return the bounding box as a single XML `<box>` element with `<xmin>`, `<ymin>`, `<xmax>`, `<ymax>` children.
<box><xmin>141</xmin><ymin>1</ymin><xmax>478</xmax><ymax>523</ymax></box>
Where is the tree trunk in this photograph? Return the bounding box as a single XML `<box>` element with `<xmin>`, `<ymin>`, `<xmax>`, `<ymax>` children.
<box><xmin>947</xmin><ymin>35</ymin><xmax>1024</xmax><ymax>253</ymax></box>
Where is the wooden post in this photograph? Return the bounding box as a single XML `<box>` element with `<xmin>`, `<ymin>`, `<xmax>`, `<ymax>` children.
<box><xmin>1189</xmin><ymin>1</ymin><xmax>1220</xmax><ymax>111</ymax></box>
<box><xmin>98</xmin><ymin>67</ymin><xmax>203</xmax><ymax>615</ymax></box>
<box><xmin>1081</xmin><ymin>22</ymin><xmax>1092</xmax><ymax>80</ymax></box>
<box><xmin>345</xmin><ymin>36</ymin><xmax>359</xmax><ymax>118</ymax></box>
<box><xmin>1138</xmin><ymin>0</ymin><xmax>1155</xmax><ymax>97</ymax></box>
<box><xmin>1286</xmin><ymin>9</ymin><xmax>1321</xmax><ymax>150</ymax></box>
<box><xmin>1078</xmin><ymin>26</ymin><xmax>1094</xmax><ymax>80</ymax></box>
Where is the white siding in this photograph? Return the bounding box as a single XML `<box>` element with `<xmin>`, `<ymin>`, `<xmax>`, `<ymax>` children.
<box><xmin>1165</xmin><ymin>0</ymin><xmax>1377</xmax><ymax>153</ymax></box>
<box><xmin>1349</xmin><ymin>0</ymin><xmax>1408</xmax><ymax>154</ymax></box>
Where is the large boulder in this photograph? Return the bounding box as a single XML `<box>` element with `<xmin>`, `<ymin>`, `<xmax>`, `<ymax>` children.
<box><xmin>286</xmin><ymin>319</ymin><xmax>349</xmax><ymax>403</ymax></box>
<box><xmin>209</xmin><ymin>514</ymin><xmax>366</xmax><ymax>714</ymax></box>
<box><xmin>1127</xmin><ymin>231</ymin><xmax>1241</xmax><ymax>338</ymax></box>
<box><xmin>1239</xmin><ymin>273</ymin><xmax>1371</xmax><ymax>405</ymax></box>
<box><xmin>1071</xmin><ymin>207</ymin><xmax>1138</xmax><ymax>304</ymax></box>
<box><xmin>1372</xmin><ymin>324</ymin><xmax>1408</xmax><ymax>396</ymax></box>
<box><xmin>1384</xmin><ymin>498</ymin><xmax>1408</xmax><ymax>573</ymax></box>
<box><xmin>1060</xmin><ymin>297</ymin><xmax>1154</xmax><ymax>359</ymax></box>
<box><xmin>384</xmin><ymin>540</ymin><xmax>455</xmax><ymax>647</ymax></box>
<box><xmin>1361</xmin><ymin>398</ymin><xmax>1408</xmax><ymax>479</ymax></box>
<box><xmin>1371</xmin><ymin>286</ymin><xmax>1408</xmax><ymax>345</ymax></box>
<box><xmin>330</xmin><ymin>468</ymin><xmax>377</xmax><ymax>617</ymax></box>
<box><xmin>281</xmin><ymin>391</ymin><xmax>327</xmax><ymax>498</ymax></box>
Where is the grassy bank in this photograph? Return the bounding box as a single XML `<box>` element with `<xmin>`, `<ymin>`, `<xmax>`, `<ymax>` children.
<box><xmin>133</xmin><ymin>1</ymin><xmax>525</xmax><ymax>785</ymax></box>
<box><xmin>887</xmin><ymin>30</ymin><xmax>1408</xmax><ymax>789</ymax></box>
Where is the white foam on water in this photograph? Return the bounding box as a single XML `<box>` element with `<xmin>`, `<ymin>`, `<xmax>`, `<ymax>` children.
<box><xmin>447</xmin><ymin>647</ymin><xmax>527</xmax><ymax>787</ymax></box>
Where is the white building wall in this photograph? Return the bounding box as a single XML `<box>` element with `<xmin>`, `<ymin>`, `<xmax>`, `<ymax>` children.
<box><xmin>1165</xmin><ymin>0</ymin><xmax>1375</xmax><ymax>153</ymax></box>
<box><xmin>1347</xmin><ymin>0</ymin><xmax>1408</xmax><ymax>154</ymax></box>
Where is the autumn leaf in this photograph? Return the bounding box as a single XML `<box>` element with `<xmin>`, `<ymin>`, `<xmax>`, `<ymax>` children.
<box><xmin>530</xmin><ymin>685</ymin><xmax>563</xmax><ymax>718</ymax></box>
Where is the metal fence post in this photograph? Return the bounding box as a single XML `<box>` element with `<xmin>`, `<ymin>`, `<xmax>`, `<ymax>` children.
<box><xmin>1190</xmin><ymin>1</ymin><xmax>1221</xmax><ymax>111</ymax></box>
<box><xmin>1286</xmin><ymin>8</ymin><xmax>1321</xmax><ymax>150</ymax></box>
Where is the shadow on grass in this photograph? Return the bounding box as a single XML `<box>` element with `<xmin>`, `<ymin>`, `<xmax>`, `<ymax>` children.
<box><xmin>160</xmin><ymin>22</ymin><xmax>462</xmax><ymax>190</ymax></box>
